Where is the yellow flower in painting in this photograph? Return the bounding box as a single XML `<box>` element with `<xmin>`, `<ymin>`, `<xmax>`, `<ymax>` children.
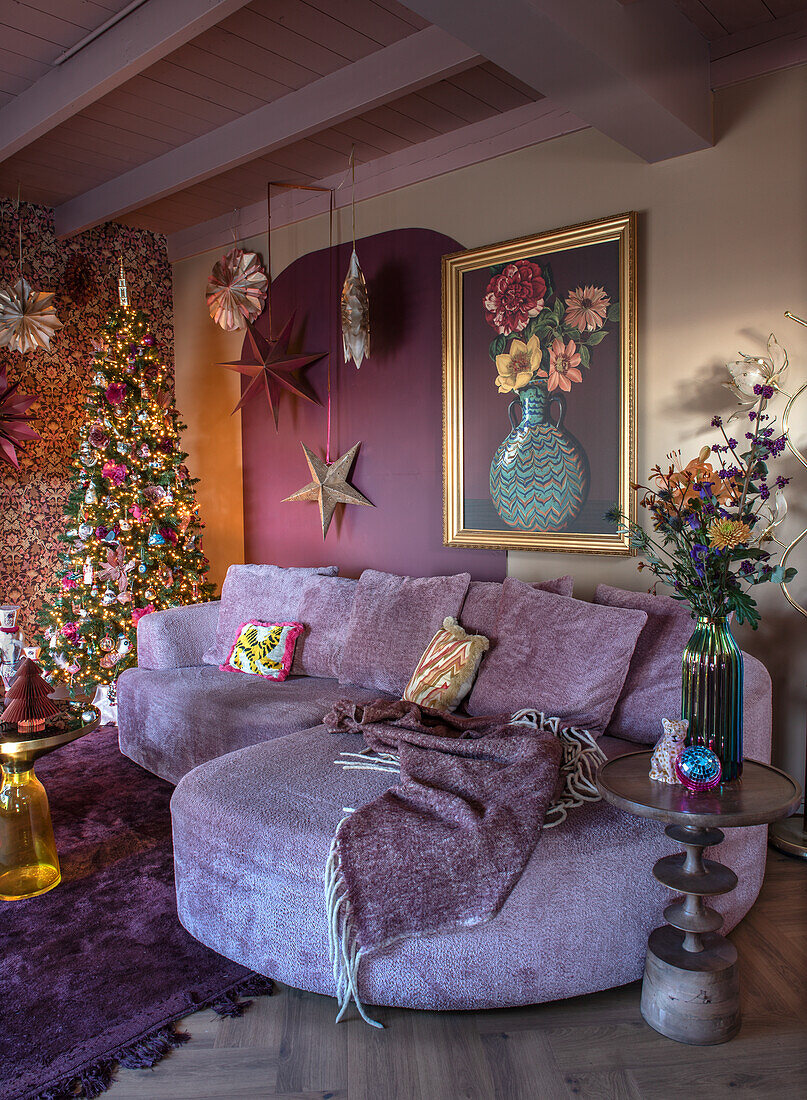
<box><xmin>708</xmin><ymin>518</ymin><xmax>752</xmax><ymax>550</ymax></box>
<box><xmin>495</xmin><ymin>334</ymin><xmax>544</xmax><ymax>393</ymax></box>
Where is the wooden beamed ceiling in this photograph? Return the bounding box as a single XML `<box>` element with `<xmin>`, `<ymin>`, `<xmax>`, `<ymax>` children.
<box><xmin>0</xmin><ymin>0</ymin><xmax>805</xmax><ymax>253</ymax></box>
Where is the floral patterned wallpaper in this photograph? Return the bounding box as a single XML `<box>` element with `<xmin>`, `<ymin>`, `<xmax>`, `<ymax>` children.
<box><xmin>0</xmin><ymin>199</ymin><xmax>174</xmax><ymax>636</ymax></box>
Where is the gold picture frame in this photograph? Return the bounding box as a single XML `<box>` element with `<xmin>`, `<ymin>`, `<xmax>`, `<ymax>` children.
<box><xmin>443</xmin><ymin>211</ymin><xmax>637</xmax><ymax>554</ymax></box>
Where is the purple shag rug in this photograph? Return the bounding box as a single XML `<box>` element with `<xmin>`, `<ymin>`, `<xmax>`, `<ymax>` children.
<box><xmin>0</xmin><ymin>725</ymin><xmax>272</xmax><ymax>1100</ymax></box>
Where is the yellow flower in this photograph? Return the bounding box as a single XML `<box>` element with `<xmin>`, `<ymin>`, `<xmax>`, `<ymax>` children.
<box><xmin>708</xmin><ymin>518</ymin><xmax>752</xmax><ymax>550</ymax></box>
<box><xmin>495</xmin><ymin>335</ymin><xmax>544</xmax><ymax>394</ymax></box>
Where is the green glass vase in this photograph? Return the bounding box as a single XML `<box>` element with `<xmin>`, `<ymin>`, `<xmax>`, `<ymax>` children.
<box><xmin>681</xmin><ymin>615</ymin><xmax>744</xmax><ymax>782</ymax></box>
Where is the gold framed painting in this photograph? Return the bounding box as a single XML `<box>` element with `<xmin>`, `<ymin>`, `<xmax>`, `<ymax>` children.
<box><xmin>443</xmin><ymin>211</ymin><xmax>637</xmax><ymax>554</ymax></box>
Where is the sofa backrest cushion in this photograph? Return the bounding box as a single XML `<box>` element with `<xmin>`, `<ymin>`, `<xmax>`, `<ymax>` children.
<box><xmin>465</xmin><ymin>578</ymin><xmax>647</xmax><ymax>733</ymax></box>
<box><xmin>203</xmin><ymin>564</ymin><xmax>338</xmax><ymax>666</ymax></box>
<box><xmin>291</xmin><ymin>576</ymin><xmax>358</xmax><ymax>679</ymax></box>
<box><xmin>339</xmin><ymin>569</ymin><xmax>471</xmax><ymax>695</ymax></box>
<box><xmin>459</xmin><ymin>576</ymin><xmax>574</xmax><ymax>642</ymax></box>
<box><xmin>594</xmin><ymin>583</ymin><xmax>695</xmax><ymax>744</ymax></box>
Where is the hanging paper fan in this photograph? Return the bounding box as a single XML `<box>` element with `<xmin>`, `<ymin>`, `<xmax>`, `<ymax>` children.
<box><xmin>206</xmin><ymin>248</ymin><xmax>268</xmax><ymax>332</ymax></box>
<box><xmin>0</xmin><ymin>363</ymin><xmax>40</xmax><ymax>468</ymax></box>
<box><xmin>341</xmin><ymin>249</ymin><xmax>370</xmax><ymax>369</ymax></box>
<box><xmin>0</xmin><ymin>277</ymin><xmax>62</xmax><ymax>353</ymax></box>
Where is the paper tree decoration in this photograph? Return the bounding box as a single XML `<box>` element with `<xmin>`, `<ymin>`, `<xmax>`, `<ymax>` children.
<box><xmin>3</xmin><ymin>658</ymin><xmax>60</xmax><ymax>731</ymax></box>
<box><xmin>207</xmin><ymin>248</ymin><xmax>268</xmax><ymax>331</ymax></box>
<box><xmin>0</xmin><ymin>277</ymin><xmax>62</xmax><ymax>353</ymax></box>
<box><xmin>341</xmin><ymin>249</ymin><xmax>370</xmax><ymax>368</ymax></box>
<box><xmin>0</xmin><ymin>364</ymin><xmax>40</xmax><ymax>467</ymax></box>
<box><xmin>219</xmin><ymin>314</ymin><xmax>324</xmax><ymax>427</ymax></box>
<box><xmin>283</xmin><ymin>441</ymin><xmax>373</xmax><ymax>539</ymax></box>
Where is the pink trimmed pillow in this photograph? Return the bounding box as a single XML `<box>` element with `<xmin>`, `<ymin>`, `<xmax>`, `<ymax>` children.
<box><xmin>220</xmin><ymin>620</ymin><xmax>304</xmax><ymax>681</ymax></box>
<box><xmin>465</xmin><ymin>578</ymin><xmax>647</xmax><ymax>733</ymax></box>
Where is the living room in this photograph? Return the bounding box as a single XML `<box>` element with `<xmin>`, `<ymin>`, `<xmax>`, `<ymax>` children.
<box><xmin>1</xmin><ymin>2</ymin><xmax>805</xmax><ymax>1098</ymax></box>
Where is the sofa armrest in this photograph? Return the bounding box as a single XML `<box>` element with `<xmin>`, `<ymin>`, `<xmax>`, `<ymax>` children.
<box><xmin>137</xmin><ymin>602</ymin><xmax>220</xmax><ymax>670</ymax></box>
<box><xmin>742</xmin><ymin>651</ymin><xmax>772</xmax><ymax>764</ymax></box>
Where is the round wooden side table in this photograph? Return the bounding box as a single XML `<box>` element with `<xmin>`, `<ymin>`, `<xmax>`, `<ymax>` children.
<box><xmin>0</xmin><ymin>711</ymin><xmax>100</xmax><ymax>901</ymax></box>
<box><xmin>596</xmin><ymin>751</ymin><xmax>801</xmax><ymax>1046</ymax></box>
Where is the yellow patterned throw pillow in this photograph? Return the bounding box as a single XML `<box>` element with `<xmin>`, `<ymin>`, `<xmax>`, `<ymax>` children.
<box><xmin>403</xmin><ymin>617</ymin><xmax>489</xmax><ymax>711</ymax></box>
<box><xmin>221</xmin><ymin>620</ymin><xmax>304</xmax><ymax>680</ymax></box>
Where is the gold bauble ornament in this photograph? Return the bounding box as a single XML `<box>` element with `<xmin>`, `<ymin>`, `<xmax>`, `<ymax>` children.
<box><xmin>0</xmin><ymin>277</ymin><xmax>62</xmax><ymax>353</ymax></box>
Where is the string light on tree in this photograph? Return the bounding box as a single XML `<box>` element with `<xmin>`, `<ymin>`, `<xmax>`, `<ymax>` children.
<box><xmin>35</xmin><ymin>258</ymin><xmax>214</xmax><ymax>702</ymax></box>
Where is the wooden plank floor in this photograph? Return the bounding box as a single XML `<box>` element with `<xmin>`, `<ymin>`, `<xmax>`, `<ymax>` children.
<box><xmin>106</xmin><ymin>849</ymin><xmax>807</xmax><ymax>1100</ymax></box>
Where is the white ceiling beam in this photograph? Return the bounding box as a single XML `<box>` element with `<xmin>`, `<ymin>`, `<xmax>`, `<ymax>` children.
<box><xmin>53</xmin><ymin>27</ymin><xmax>480</xmax><ymax>238</ymax></box>
<box><xmin>397</xmin><ymin>0</ymin><xmax>713</xmax><ymax>162</ymax></box>
<box><xmin>166</xmin><ymin>98</ymin><xmax>586</xmax><ymax>262</ymax></box>
<box><xmin>0</xmin><ymin>0</ymin><xmax>252</xmax><ymax>165</ymax></box>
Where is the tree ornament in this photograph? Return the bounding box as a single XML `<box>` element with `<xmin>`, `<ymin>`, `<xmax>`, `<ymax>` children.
<box><xmin>206</xmin><ymin>249</ymin><xmax>268</xmax><ymax>331</ymax></box>
<box><xmin>84</xmin><ymin>484</ymin><xmax>98</xmax><ymax>504</ymax></box>
<box><xmin>283</xmin><ymin>441</ymin><xmax>373</xmax><ymax>539</ymax></box>
<box><xmin>63</xmin><ymin>253</ymin><xmax>96</xmax><ymax>306</ymax></box>
<box><xmin>0</xmin><ymin>278</ymin><xmax>62</xmax><ymax>354</ymax></box>
<box><xmin>218</xmin><ymin>314</ymin><xmax>324</xmax><ymax>428</ymax></box>
<box><xmin>0</xmin><ymin>364</ymin><xmax>40</xmax><ymax>467</ymax></box>
<box><xmin>341</xmin><ymin>249</ymin><xmax>370</xmax><ymax>369</ymax></box>
<box><xmin>148</xmin><ymin>528</ymin><xmax>166</xmax><ymax>546</ymax></box>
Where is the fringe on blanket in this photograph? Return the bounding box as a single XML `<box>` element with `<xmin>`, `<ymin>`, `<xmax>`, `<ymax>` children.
<box><xmin>326</xmin><ymin>711</ymin><xmax>606</xmax><ymax>1027</ymax></box>
<box><xmin>324</xmin><ymin>827</ymin><xmax>384</xmax><ymax>1030</ymax></box>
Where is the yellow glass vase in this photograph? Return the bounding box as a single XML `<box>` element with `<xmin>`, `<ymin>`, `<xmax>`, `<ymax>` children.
<box><xmin>0</xmin><ymin>762</ymin><xmax>61</xmax><ymax>901</ymax></box>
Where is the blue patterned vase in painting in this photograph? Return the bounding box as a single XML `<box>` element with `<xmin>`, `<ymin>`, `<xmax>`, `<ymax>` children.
<box><xmin>489</xmin><ymin>385</ymin><xmax>590</xmax><ymax>531</ymax></box>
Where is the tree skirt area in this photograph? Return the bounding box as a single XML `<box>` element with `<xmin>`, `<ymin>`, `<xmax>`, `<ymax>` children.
<box><xmin>0</xmin><ymin>726</ymin><xmax>272</xmax><ymax>1100</ymax></box>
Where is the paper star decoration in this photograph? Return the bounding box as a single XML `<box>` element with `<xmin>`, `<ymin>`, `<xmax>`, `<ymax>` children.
<box><xmin>283</xmin><ymin>442</ymin><xmax>373</xmax><ymax>539</ymax></box>
<box><xmin>219</xmin><ymin>313</ymin><xmax>324</xmax><ymax>427</ymax></box>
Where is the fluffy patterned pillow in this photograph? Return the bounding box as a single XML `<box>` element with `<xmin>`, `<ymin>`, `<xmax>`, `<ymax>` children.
<box><xmin>220</xmin><ymin>620</ymin><xmax>304</xmax><ymax>680</ymax></box>
<box><xmin>403</xmin><ymin>617</ymin><xmax>489</xmax><ymax>711</ymax></box>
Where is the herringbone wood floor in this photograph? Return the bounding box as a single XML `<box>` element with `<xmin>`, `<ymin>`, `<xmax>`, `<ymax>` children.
<box><xmin>105</xmin><ymin>849</ymin><xmax>806</xmax><ymax>1100</ymax></box>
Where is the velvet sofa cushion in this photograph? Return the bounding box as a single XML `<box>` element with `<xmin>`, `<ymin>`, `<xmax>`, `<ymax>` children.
<box><xmin>338</xmin><ymin>569</ymin><xmax>471</xmax><ymax>695</ymax></box>
<box><xmin>465</xmin><ymin>578</ymin><xmax>647</xmax><ymax>732</ymax></box>
<box><xmin>594</xmin><ymin>584</ymin><xmax>696</xmax><ymax>744</ymax></box>
<box><xmin>459</xmin><ymin>576</ymin><xmax>574</xmax><ymax>643</ymax></box>
<box><xmin>291</xmin><ymin>576</ymin><xmax>358</xmax><ymax>679</ymax></box>
<box><xmin>203</xmin><ymin>564</ymin><xmax>338</xmax><ymax>666</ymax></box>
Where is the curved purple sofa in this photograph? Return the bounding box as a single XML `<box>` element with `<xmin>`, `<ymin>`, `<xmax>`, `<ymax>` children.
<box><xmin>118</xmin><ymin>576</ymin><xmax>772</xmax><ymax>1014</ymax></box>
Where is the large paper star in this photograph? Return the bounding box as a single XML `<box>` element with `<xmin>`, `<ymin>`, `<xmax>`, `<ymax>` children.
<box><xmin>283</xmin><ymin>442</ymin><xmax>373</xmax><ymax>539</ymax></box>
<box><xmin>219</xmin><ymin>313</ymin><xmax>324</xmax><ymax>427</ymax></box>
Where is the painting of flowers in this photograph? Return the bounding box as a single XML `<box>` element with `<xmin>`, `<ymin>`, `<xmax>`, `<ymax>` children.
<box><xmin>443</xmin><ymin>213</ymin><xmax>636</xmax><ymax>553</ymax></box>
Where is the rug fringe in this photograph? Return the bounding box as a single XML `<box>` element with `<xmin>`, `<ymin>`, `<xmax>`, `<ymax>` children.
<box><xmin>325</xmin><ymin>820</ymin><xmax>384</xmax><ymax>1030</ymax></box>
<box><xmin>27</xmin><ymin>973</ymin><xmax>273</xmax><ymax>1100</ymax></box>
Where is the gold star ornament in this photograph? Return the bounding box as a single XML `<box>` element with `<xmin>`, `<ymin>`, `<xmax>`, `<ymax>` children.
<box><xmin>283</xmin><ymin>442</ymin><xmax>373</xmax><ymax>539</ymax></box>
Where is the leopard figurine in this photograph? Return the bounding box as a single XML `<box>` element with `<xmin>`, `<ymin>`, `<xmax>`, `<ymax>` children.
<box><xmin>648</xmin><ymin>718</ymin><xmax>689</xmax><ymax>784</ymax></box>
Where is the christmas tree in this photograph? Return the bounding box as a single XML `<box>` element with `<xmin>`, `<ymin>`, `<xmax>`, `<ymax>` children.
<box><xmin>35</xmin><ymin>260</ymin><xmax>214</xmax><ymax>699</ymax></box>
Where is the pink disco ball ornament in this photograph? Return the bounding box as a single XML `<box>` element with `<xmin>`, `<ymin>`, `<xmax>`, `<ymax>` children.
<box><xmin>675</xmin><ymin>745</ymin><xmax>722</xmax><ymax>791</ymax></box>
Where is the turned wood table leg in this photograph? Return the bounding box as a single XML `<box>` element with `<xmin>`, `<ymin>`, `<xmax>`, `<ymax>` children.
<box><xmin>640</xmin><ymin>823</ymin><xmax>741</xmax><ymax>1045</ymax></box>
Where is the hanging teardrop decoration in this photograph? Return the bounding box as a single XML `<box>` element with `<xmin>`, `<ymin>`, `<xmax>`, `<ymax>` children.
<box><xmin>340</xmin><ymin>148</ymin><xmax>370</xmax><ymax>369</ymax></box>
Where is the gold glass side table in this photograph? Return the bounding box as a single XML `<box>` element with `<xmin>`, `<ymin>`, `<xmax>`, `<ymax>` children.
<box><xmin>0</xmin><ymin>712</ymin><xmax>100</xmax><ymax>901</ymax></box>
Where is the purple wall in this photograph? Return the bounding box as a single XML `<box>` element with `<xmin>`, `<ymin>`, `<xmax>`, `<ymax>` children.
<box><xmin>241</xmin><ymin>228</ymin><xmax>505</xmax><ymax>581</ymax></box>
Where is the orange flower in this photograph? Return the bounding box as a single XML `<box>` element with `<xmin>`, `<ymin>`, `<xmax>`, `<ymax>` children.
<box><xmin>654</xmin><ymin>448</ymin><xmax>738</xmax><ymax>511</ymax></box>
<box><xmin>708</xmin><ymin>518</ymin><xmax>752</xmax><ymax>550</ymax></box>
<box><xmin>547</xmin><ymin>338</ymin><xmax>583</xmax><ymax>392</ymax></box>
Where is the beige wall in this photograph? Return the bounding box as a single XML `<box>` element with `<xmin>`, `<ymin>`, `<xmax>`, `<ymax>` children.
<box><xmin>172</xmin><ymin>65</ymin><xmax>807</xmax><ymax>781</ymax></box>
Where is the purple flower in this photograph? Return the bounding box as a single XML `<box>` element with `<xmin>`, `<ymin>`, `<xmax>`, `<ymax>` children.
<box><xmin>759</xmin><ymin>483</ymin><xmax>771</xmax><ymax>500</ymax></box>
<box><xmin>105</xmin><ymin>382</ymin><xmax>126</xmax><ymax>406</ymax></box>
<box><xmin>727</xmin><ymin>438</ymin><xmax>737</xmax><ymax>449</ymax></box>
<box><xmin>711</xmin><ymin>415</ymin><xmax>723</xmax><ymax>427</ymax></box>
<box><xmin>776</xmin><ymin>475</ymin><xmax>791</xmax><ymax>489</ymax></box>
<box><xmin>740</xmin><ymin>561</ymin><xmax>755</xmax><ymax>575</ymax></box>
<box><xmin>753</xmin><ymin>383</ymin><xmax>775</xmax><ymax>399</ymax></box>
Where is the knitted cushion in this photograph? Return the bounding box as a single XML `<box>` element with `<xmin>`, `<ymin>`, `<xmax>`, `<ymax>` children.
<box><xmin>466</xmin><ymin>579</ymin><xmax>647</xmax><ymax>732</ymax></box>
<box><xmin>203</xmin><ymin>564</ymin><xmax>338</xmax><ymax>665</ymax></box>
<box><xmin>339</xmin><ymin>569</ymin><xmax>471</xmax><ymax>695</ymax></box>
<box><xmin>220</xmin><ymin>621</ymin><xmax>304</xmax><ymax>681</ymax></box>
<box><xmin>402</xmin><ymin>617</ymin><xmax>489</xmax><ymax>711</ymax></box>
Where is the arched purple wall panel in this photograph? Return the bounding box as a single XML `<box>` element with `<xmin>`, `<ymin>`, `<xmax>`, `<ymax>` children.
<box><xmin>240</xmin><ymin>227</ymin><xmax>505</xmax><ymax>581</ymax></box>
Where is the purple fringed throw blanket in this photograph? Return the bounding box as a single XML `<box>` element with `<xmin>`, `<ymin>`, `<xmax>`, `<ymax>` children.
<box><xmin>323</xmin><ymin>699</ymin><xmax>566</xmax><ymax>1027</ymax></box>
